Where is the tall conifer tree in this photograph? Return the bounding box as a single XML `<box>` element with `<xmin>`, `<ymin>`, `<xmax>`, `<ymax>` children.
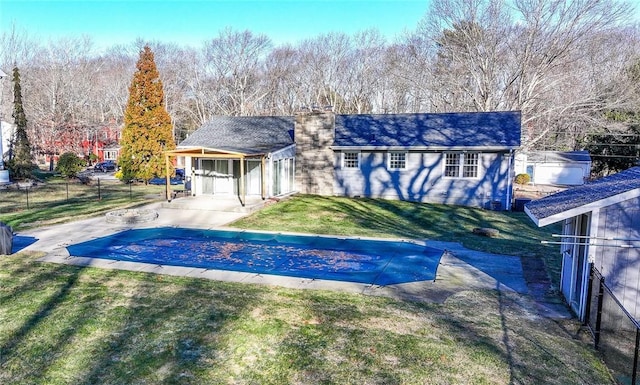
<box><xmin>8</xmin><ymin>66</ymin><xmax>33</xmax><ymax>179</ymax></box>
<box><xmin>119</xmin><ymin>45</ymin><xmax>175</xmax><ymax>182</ymax></box>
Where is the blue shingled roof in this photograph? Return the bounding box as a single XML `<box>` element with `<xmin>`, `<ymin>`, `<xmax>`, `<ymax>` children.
<box><xmin>334</xmin><ymin>111</ymin><xmax>521</xmax><ymax>148</ymax></box>
<box><xmin>525</xmin><ymin>167</ymin><xmax>640</xmax><ymax>226</ymax></box>
<box><xmin>179</xmin><ymin>116</ymin><xmax>294</xmax><ymax>154</ymax></box>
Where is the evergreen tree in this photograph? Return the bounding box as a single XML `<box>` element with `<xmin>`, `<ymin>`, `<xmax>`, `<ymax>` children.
<box><xmin>119</xmin><ymin>45</ymin><xmax>176</xmax><ymax>182</ymax></box>
<box><xmin>7</xmin><ymin>66</ymin><xmax>33</xmax><ymax>180</ymax></box>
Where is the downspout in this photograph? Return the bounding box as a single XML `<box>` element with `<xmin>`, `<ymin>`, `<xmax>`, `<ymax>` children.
<box><xmin>506</xmin><ymin>149</ymin><xmax>514</xmax><ymax>211</ymax></box>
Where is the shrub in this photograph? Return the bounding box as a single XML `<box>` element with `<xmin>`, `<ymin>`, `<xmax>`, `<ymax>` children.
<box><xmin>55</xmin><ymin>152</ymin><xmax>84</xmax><ymax>178</ymax></box>
<box><xmin>515</xmin><ymin>173</ymin><xmax>531</xmax><ymax>185</ymax></box>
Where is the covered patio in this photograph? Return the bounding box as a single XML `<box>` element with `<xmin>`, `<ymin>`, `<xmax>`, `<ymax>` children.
<box><xmin>162</xmin><ymin>146</ymin><xmax>268</xmax><ymax>207</ymax></box>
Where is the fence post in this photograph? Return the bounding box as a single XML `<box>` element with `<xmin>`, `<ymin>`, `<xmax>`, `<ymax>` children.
<box><xmin>585</xmin><ymin>263</ymin><xmax>594</xmax><ymax>326</ymax></box>
<box><xmin>97</xmin><ymin>178</ymin><xmax>101</xmax><ymax>200</ymax></box>
<box><xmin>25</xmin><ymin>187</ymin><xmax>29</xmax><ymax>210</ymax></box>
<box><xmin>633</xmin><ymin>329</ymin><xmax>640</xmax><ymax>385</ymax></box>
<box><xmin>66</xmin><ymin>182</ymin><xmax>69</xmax><ymax>201</ymax></box>
<box><xmin>594</xmin><ymin>275</ymin><xmax>605</xmax><ymax>349</ymax></box>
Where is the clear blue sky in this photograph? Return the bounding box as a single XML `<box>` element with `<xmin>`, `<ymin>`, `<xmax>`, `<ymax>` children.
<box><xmin>0</xmin><ymin>0</ymin><xmax>430</xmax><ymax>50</ymax></box>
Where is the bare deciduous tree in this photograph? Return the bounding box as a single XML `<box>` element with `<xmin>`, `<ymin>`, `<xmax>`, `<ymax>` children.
<box><xmin>203</xmin><ymin>28</ymin><xmax>272</xmax><ymax>116</ymax></box>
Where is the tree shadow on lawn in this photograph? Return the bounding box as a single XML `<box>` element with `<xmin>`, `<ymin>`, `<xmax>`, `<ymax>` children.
<box><xmin>324</xmin><ymin>197</ymin><xmax>562</xmax><ymax>281</ymax></box>
<box><xmin>0</xmin><ymin>255</ymin><xmax>266</xmax><ymax>384</ymax></box>
<box><xmin>323</xmin><ymin>197</ymin><xmax>551</xmax><ymax>246</ymax></box>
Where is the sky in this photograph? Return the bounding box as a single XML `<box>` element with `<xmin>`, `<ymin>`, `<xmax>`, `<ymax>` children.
<box><xmin>0</xmin><ymin>0</ymin><xmax>430</xmax><ymax>51</ymax></box>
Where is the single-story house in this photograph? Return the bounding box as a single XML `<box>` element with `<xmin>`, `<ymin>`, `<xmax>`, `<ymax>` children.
<box><xmin>515</xmin><ymin>151</ymin><xmax>591</xmax><ymax>186</ymax></box>
<box><xmin>525</xmin><ymin>167</ymin><xmax>640</xmax><ymax>321</ymax></box>
<box><xmin>164</xmin><ymin>110</ymin><xmax>521</xmax><ymax>209</ymax></box>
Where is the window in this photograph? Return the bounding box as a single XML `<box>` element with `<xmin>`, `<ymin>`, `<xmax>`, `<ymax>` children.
<box><xmin>463</xmin><ymin>153</ymin><xmax>479</xmax><ymax>178</ymax></box>
<box><xmin>444</xmin><ymin>152</ymin><xmax>479</xmax><ymax>178</ymax></box>
<box><xmin>343</xmin><ymin>152</ymin><xmax>360</xmax><ymax>169</ymax></box>
<box><xmin>388</xmin><ymin>152</ymin><xmax>406</xmax><ymax>170</ymax></box>
<box><xmin>104</xmin><ymin>150</ymin><xmax>119</xmax><ymax>161</ymax></box>
<box><xmin>444</xmin><ymin>153</ymin><xmax>461</xmax><ymax>177</ymax></box>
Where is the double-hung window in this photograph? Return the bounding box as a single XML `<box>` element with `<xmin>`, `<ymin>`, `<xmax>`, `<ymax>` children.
<box><xmin>388</xmin><ymin>152</ymin><xmax>407</xmax><ymax>170</ymax></box>
<box><xmin>444</xmin><ymin>152</ymin><xmax>479</xmax><ymax>178</ymax></box>
<box><xmin>342</xmin><ymin>152</ymin><xmax>360</xmax><ymax>169</ymax></box>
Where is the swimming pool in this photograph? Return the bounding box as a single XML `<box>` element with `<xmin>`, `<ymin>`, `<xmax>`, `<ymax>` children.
<box><xmin>66</xmin><ymin>227</ymin><xmax>443</xmax><ymax>285</ymax></box>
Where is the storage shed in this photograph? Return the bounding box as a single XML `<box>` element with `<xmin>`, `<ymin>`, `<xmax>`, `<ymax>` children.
<box><xmin>516</xmin><ymin>151</ymin><xmax>591</xmax><ymax>186</ymax></box>
<box><xmin>525</xmin><ymin>167</ymin><xmax>640</xmax><ymax>321</ymax></box>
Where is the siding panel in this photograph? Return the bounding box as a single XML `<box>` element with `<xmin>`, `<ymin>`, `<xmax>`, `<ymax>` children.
<box><xmin>595</xmin><ymin>197</ymin><xmax>640</xmax><ymax>319</ymax></box>
<box><xmin>334</xmin><ymin>151</ymin><xmax>512</xmax><ymax>209</ymax></box>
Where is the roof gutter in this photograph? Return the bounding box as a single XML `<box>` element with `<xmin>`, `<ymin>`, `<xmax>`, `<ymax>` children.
<box><xmin>330</xmin><ymin>145</ymin><xmax>519</xmax><ymax>152</ymax></box>
<box><xmin>526</xmin><ymin>188</ymin><xmax>640</xmax><ymax>228</ymax></box>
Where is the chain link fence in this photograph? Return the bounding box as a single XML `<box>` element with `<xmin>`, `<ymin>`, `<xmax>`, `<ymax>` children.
<box><xmin>0</xmin><ymin>178</ymin><xmax>166</xmax><ymax>214</ymax></box>
<box><xmin>588</xmin><ymin>266</ymin><xmax>640</xmax><ymax>385</ymax></box>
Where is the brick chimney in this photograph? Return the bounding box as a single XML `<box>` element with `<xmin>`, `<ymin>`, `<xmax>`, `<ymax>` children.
<box><xmin>294</xmin><ymin>108</ymin><xmax>335</xmax><ymax>195</ymax></box>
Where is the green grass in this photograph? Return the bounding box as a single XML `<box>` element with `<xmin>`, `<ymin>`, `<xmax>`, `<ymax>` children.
<box><xmin>0</xmin><ymin>253</ymin><xmax>612</xmax><ymax>385</ymax></box>
<box><xmin>0</xmin><ymin>193</ymin><xmax>611</xmax><ymax>384</ymax></box>
<box><xmin>0</xmin><ymin>178</ymin><xmax>166</xmax><ymax>230</ymax></box>
<box><xmin>235</xmin><ymin>195</ymin><xmax>563</xmax><ymax>284</ymax></box>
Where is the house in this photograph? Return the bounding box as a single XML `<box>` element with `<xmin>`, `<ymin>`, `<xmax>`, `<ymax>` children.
<box><xmin>166</xmin><ymin>116</ymin><xmax>296</xmax><ymax>203</ymax></box>
<box><xmin>165</xmin><ymin>110</ymin><xmax>521</xmax><ymax>209</ymax></box>
<box><xmin>0</xmin><ymin>120</ymin><xmax>13</xmax><ymax>184</ymax></box>
<box><xmin>81</xmin><ymin>125</ymin><xmax>122</xmax><ymax>163</ymax></box>
<box><xmin>515</xmin><ymin>151</ymin><xmax>591</xmax><ymax>186</ymax></box>
<box><xmin>525</xmin><ymin>167</ymin><xmax>640</xmax><ymax>321</ymax></box>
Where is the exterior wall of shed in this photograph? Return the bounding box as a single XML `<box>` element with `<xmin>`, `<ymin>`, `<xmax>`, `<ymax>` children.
<box><xmin>593</xmin><ymin>197</ymin><xmax>640</xmax><ymax>319</ymax></box>
<box><xmin>334</xmin><ymin>150</ymin><xmax>514</xmax><ymax>209</ymax></box>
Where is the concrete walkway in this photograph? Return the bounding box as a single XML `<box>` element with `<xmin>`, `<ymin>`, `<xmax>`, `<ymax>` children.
<box><xmin>14</xmin><ymin>197</ymin><xmax>572</xmax><ymax>319</ymax></box>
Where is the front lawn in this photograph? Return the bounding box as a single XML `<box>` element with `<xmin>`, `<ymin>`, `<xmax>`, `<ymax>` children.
<box><xmin>0</xmin><ymin>253</ymin><xmax>611</xmax><ymax>385</ymax></box>
<box><xmin>0</xmin><ymin>194</ymin><xmax>609</xmax><ymax>385</ymax></box>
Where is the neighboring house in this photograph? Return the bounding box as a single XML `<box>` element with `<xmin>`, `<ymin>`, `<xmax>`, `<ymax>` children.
<box><xmin>166</xmin><ymin>110</ymin><xmax>521</xmax><ymax>209</ymax></box>
<box><xmin>525</xmin><ymin>167</ymin><xmax>640</xmax><ymax>321</ymax></box>
<box><xmin>0</xmin><ymin>120</ymin><xmax>15</xmax><ymax>165</ymax></box>
<box><xmin>515</xmin><ymin>151</ymin><xmax>591</xmax><ymax>185</ymax></box>
<box><xmin>81</xmin><ymin>124</ymin><xmax>122</xmax><ymax>163</ymax></box>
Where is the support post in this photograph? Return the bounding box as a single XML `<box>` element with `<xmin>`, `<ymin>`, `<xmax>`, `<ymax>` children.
<box><xmin>165</xmin><ymin>153</ymin><xmax>171</xmax><ymax>201</ymax></box>
<box><xmin>240</xmin><ymin>156</ymin><xmax>245</xmax><ymax>206</ymax></box>
<box><xmin>261</xmin><ymin>155</ymin><xmax>266</xmax><ymax>200</ymax></box>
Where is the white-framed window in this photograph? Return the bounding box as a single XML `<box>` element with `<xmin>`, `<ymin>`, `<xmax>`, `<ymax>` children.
<box><xmin>342</xmin><ymin>152</ymin><xmax>360</xmax><ymax>169</ymax></box>
<box><xmin>388</xmin><ymin>152</ymin><xmax>407</xmax><ymax>170</ymax></box>
<box><xmin>444</xmin><ymin>152</ymin><xmax>479</xmax><ymax>178</ymax></box>
<box><xmin>104</xmin><ymin>150</ymin><xmax>119</xmax><ymax>161</ymax></box>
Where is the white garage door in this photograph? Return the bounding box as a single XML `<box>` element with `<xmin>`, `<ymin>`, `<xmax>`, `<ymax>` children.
<box><xmin>534</xmin><ymin>165</ymin><xmax>585</xmax><ymax>185</ymax></box>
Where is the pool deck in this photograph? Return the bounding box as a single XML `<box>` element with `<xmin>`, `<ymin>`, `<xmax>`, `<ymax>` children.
<box><xmin>15</xmin><ymin>197</ymin><xmax>572</xmax><ymax>319</ymax></box>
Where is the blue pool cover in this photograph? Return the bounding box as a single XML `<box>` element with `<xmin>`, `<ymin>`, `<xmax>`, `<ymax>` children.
<box><xmin>66</xmin><ymin>227</ymin><xmax>443</xmax><ymax>285</ymax></box>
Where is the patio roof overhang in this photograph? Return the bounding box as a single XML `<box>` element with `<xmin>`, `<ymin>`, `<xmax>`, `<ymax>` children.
<box><xmin>164</xmin><ymin>146</ymin><xmax>266</xmax><ymax>159</ymax></box>
<box><xmin>162</xmin><ymin>146</ymin><xmax>267</xmax><ymax>205</ymax></box>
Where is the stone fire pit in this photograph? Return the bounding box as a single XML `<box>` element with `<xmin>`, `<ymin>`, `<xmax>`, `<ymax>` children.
<box><xmin>106</xmin><ymin>209</ymin><xmax>158</xmax><ymax>224</ymax></box>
